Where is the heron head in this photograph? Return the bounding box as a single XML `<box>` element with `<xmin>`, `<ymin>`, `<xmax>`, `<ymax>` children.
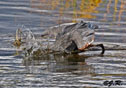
<box><xmin>87</xmin><ymin>22</ymin><xmax>99</xmax><ymax>30</ymax></box>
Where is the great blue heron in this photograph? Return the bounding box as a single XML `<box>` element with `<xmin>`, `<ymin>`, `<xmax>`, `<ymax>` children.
<box><xmin>14</xmin><ymin>21</ymin><xmax>105</xmax><ymax>55</ymax></box>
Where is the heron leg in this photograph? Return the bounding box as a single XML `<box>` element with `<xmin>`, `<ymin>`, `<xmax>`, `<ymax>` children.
<box><xmin>88</xmin><ymin>44</ymin><xmax>105</xmax><ymax>54</ymax></box>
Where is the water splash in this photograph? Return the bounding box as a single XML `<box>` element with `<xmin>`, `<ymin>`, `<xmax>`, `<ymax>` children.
<box><xmin>13</xmin><ymin>28</ymin><xmax>42</xmax><ymax>57</ymax></box>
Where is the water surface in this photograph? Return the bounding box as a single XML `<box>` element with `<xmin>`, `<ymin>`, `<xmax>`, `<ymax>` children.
<box><xmin>0</xmin><ymin>0</ymin><xmax>126</xmax><ymax>88</ymax></box>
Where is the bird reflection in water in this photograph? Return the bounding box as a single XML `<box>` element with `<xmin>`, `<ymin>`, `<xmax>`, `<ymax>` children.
<box><xmin>23</xmin><ymin>54</ymin><xmax>95</xmax><ymax>75</ymax></box>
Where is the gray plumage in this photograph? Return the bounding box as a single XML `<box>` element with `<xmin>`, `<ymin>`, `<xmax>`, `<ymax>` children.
<box><xmin>41</xmin><ymin>21</ymin><xmax>97</xmax><ymax>53</ymax></box>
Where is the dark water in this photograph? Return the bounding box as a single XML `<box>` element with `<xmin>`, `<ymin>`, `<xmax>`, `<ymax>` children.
<box><xmin>0</xmin><ymin>0</ymin><xmax>126</xmax><ymax>88</ymax></box>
